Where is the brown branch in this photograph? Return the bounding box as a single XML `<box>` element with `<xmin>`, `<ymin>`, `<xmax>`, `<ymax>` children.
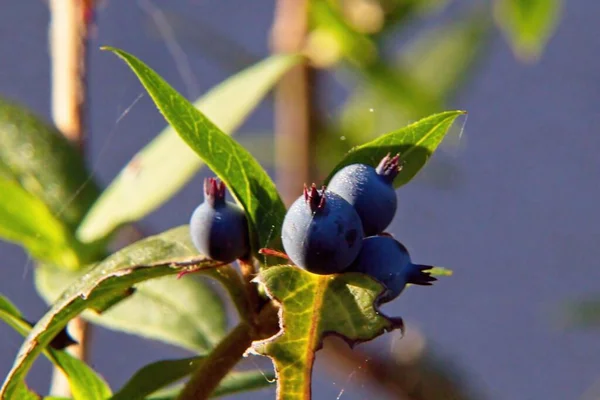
<box><xmin>48</xmin><ymin>0</ymin><xmax>93</xmax><ymax>396</ymax></box>
<box><xmin>271</xmin><ymin>0</ymin><xmax>314</xmax><ymax>206</ymax></box>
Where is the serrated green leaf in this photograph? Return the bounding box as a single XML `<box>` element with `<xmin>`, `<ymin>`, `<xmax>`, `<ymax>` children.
<box><xmin>35</xmin><ymin>264</ymin><xmax>227</xmax><ymax>353</ymax></box>
<box><xmin>0</xmin><ymin>294</ymin><xmax>112</xmax><ymax>400</ymax></box>
<box><xmin>327</xmin><ymin>111</ymin><xmax>466</xmax><ymax>187</ymax></box>
<box><xmin>494</xmin><ymin>0</ymin><xmax>563</xmax><ymax>61</ymax></box>
<box><xmin>78</xmin><ymin>54</ymin><xmax>297</xmax><ymax>244</ymax></box>
<box><xmin>0</xmin><ymin>178</ymin><xmax>84</xmax><ymax>269</ymax></box>
<box><xmin>252</xmin><ymin>265</ymin><xmax>401</xmax><ymax>400</ymax></box>
<box><xmin>0</xmin><ymin>97</ymin><xmax>100</xmax><ymax>231</ymax></box>
<box><xmin>0</xmin><ymin>226</ymin><xmax>245</xmax><ymax>399</ymax></box>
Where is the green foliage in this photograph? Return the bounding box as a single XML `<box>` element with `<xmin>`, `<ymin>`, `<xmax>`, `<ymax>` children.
<box><xmin>111</xmin><ymin>357</ymin><xmax>204</xmax><ymax>400</ymax></box>
<box><xmin>0</xmin><ymin>97</ymin><xmax>100</xmax><ymax>231</ymax></box>
<box><xmin>327</xmin><ymin>111</ymin><xmax>466</xmax><ymax>187</ymax></box>
<box><xmin>0</xmin><ymin>295</ymin><xmax>111</xmax><ymax>399</ymax></box>
<box><xmin>112</xmin><ymin>357</ymin><xmax>275</xmax><ymax>400</ymax></box>
<box><xmin>0</xmin><ymin>179</ymin><xmax>84</xmax><ymax>268</ymax></box>
<box><xmin>0</xmin><ymin>226</ymin><xmax>242</xmax><ymax>398</ymax></box>
<box><xmin>104</xmin><ymin>47</ymin><xmax>288</xmax><ymax>253</ymax></box>
<box><xmin>77</xmin><ymin>55</ymin><xmax>298</xmax><ymax>244</ymax></box>
<box><xmin>35</xmin><ymin>264</ymin><xmax>229</xmax><ymax>353</ymax></box>
<box><xmin>252</xmin><ymin>266</ymin><xmax>400</xmax><ymax>400</ymax></box>
<box><xmin>494</xmin><ymin>0</ymin><xmax>563</xmax><ymax>61</ymax></box>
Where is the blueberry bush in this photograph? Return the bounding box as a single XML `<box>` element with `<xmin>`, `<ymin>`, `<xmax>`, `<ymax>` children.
<box><xmin>0</xmin><ymin>46</ymin><xmax>462</xmax><ymax>399</ymax></box>
<box><xmin>0</xmin><ymin>1</ymin><xmax>564</xmax><ymax>399</ymax></box>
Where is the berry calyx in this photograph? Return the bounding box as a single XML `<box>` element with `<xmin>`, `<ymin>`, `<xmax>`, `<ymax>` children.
<box><xmin>304</xmin><ymin>183</ymin><xmax>327</xmax><ymax>212</ymax></box>
<box><xmin>375</xmin><ymin>153</ymin><xmax>403</xmax><ymax>183</ymax></box>
<box><xmin>347</xmin><ymin>236</ymin><xmax>436</xmax><ymax>303</ymax></box>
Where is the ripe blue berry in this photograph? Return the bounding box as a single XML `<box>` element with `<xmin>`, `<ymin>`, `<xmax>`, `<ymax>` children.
<box><xmin>327</xmin><ymin>154</ymin><xmax>402</xmax><ymax>236</ymax></box>
<box><xmin>189</xmin><ymin>178</ymin><xmax>249</xmax><ymax>263</ymax></box>
<box><xmin>347</xmin><ymin>236</ymin><xmax>436</xmax><ymax>303</ymax></box>
<box><xmin>281</xmin><ymin>184</ymin><xmax>364</xmax><ymax>274</ymax></box>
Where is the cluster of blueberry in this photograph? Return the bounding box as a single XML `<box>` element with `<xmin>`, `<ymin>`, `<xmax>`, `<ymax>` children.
<box><xmin>282</xmin><ymin>154</ymin><xmax>436</xmax><ymax>303</ymax></box>
<box><xmin>189</xmin><ymin>154</ymin><xmax>436</xmax><ymax>304</ymax></box>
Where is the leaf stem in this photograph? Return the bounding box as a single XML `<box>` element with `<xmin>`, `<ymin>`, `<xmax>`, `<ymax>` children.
<box><xmin>177</xmin><ymin>322</ymin><xmax>254</xmax><ymax>400</ymax></box>
<box><xmin>48</xmin><ymin>0</ymin><xmax>93</xmax><ymax>395</ymax></box>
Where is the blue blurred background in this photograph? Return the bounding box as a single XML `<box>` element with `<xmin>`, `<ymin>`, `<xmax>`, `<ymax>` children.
<box><xmin>1</xmin><ymin>1</ymin><xmax>600</xmax><ymax>399</ymax></box>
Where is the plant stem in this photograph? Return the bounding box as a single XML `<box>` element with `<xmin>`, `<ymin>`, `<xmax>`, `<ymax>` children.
<box><xmin>48</xmin><ymin>0</ymin><xmax>93</xmax><ymax>396</ymax></box>
<box><xmin>177</xmin><ymin>322</ymin><xmax>254</xmax><ymax>400</ymax></box>
<box><xmin>271</xmin><ymin>0</ymin><xmax>314</xmax><ymax>206</ymax></box>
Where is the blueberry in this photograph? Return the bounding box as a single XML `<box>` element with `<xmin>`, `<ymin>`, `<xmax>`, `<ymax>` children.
<box><xmin>189</xmin><ymin>178</ymin><xmax>249</xmax><ymax>263</ymax></box>
<box><xmin>327</xmin><ymin>153</ymin><xmax>402</xmax><ymax>236</ymax></box>
<box><xmin>281</xmin><ymin>184</ymin><xmax>364</xmax><ymax>274</ymax></box>
<box><xmin>347</xmin><ymin>236</ymin><xmax>436</xmax><ymax>303</ymax></box>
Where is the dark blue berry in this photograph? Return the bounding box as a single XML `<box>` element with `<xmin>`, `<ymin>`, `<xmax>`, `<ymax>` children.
<box><xmin>327</xmin><ymin>154</ymin><xmax>402</xmax><ymax>236</ymax></box>
<box><xmin>281</xmin><ymin>184</ymin><xmax>364</xmax><ymax>274</ymax></box>
<box><xmin>347</xmin><ymin>236</ymin><xmax>436</xmax><ymax>303</ymax></box>
<box><xmin>190</xmin><ymin>178</ymin><xmax>249</xmax><ymax>263</ymax></box>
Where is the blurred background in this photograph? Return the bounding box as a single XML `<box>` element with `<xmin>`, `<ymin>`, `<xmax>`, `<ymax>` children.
<box><xmin>1</xmin><ymin>0</ymin><xmax>600</xmax><ymax>399</ymax></box>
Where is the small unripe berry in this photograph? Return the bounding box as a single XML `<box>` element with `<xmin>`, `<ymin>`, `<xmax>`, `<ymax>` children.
<box><xmin>327</xmin><ymin>153</ymin><xmax>402</xmax><ymax>236</ymax></box>
<box><xmin>347</xmin><ymin>236</ymin><xmax>436</xmax><ymax>303</ymax></box>
<box><xmin>281</xmin><ymin>184</ymin><xmax>364</xmax><ymax>274</ymax></box>
<box><xmin>189</xmin><ymin>178</ymin><xmax>249</xmax><ymax>263</ymax></box>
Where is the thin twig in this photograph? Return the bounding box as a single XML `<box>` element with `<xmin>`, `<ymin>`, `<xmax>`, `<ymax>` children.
<box><xmin>271</xmin><ymin>0</ymin><xmax>313</xmax><ymax>206</ymax></box>
<box><xmin>48</xmin><ymin>0</ymin><xmax>93</xmax><ymax>396</ymax></box>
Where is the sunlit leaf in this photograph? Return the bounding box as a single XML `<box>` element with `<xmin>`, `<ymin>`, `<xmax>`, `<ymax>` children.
<box><xmin>0</xmin><ymin>226</ymin><xmax>244</xmax><ymax>398</ymax></box>
<box><xmin>494</xmin><ymin>0</ymin><xmax>563</xmax><ymax>61</ymax></box>
<box><xmin>35</xmin><ymin>264</ymin><xmax>228</xmax><ymax>353</ymax></box>
<box><xmin>0</xmin><ymin>295</ymin><xmax>111</xmax><ymax>400</ymax></box>
<box><xmin>251</xmin><ymin>265</ymin><xmax>401</xmax><ymax>400</ymax></box>
<box><xmin>78</xmin><ymin>54</ymin><xmax>297</xmax><ymax>245</ymax></box>
<box><xmin>0</xmin><ymin>97</ymin><xmax>100</xmax><ymax>231</ymax></box>
<box><xmin>327</xmin><ymin>111</ymin><xmax>466</xmax><ymax>187</ymax></box>
<box><xmin>0</xmin><ymin>178</ymin><xmax>85</xmax><ymax>269</ymax></box>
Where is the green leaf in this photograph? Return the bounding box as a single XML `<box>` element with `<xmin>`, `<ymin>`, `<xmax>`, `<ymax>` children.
<box><xmin>102</xmin><ymin>47</ymin><xmax>288</xmax><ymax>252</ymax></box>
<box><xmin>146</xmin><ymin>370</ymin><xmax>275</xmax><ymax>399</ymax></box>
<box><xmin>399</xmin><ymin>11</ymin><xmax>491</xmax><ymax>99</ymax></box>
<box><xmin>0</xmin><ymin>226</ymin><xmax>245</xmax><ymax>399</ymax></box>
<box><xmin>78</xmin><ymin>54</ymin><xmax>297</xmax><ymax>244</ymax></box>
<box><xmin>35</xmin><ymin>264</ymin><xmax>227</xmax><ymax>353</ymax></box>
<box><xmin>111</xmin><ymin>356</ymin><xmax>203</xmax><ymax>400</ymax></box>
<box><xmin>327</xmin><ymin>111</ymin><xmax>466</xmax><ymax>187</ymax></box>
<box><xmin>112</xmin><ymin>357</ymin><xmax>275</xmax><ymax>400</ymax></box>
<box><xmin>251</xmin><ymin>265</ymin><xmax>401</xmax><ymax>400</ymax></box>
<box><xmin>209</xmin><ymin>370</ymin><xmax>275</xmax><ymax>398</ymax></box>
<box><xmin>0</xmin><ymin>178</ymin><xmax>84</xmax><ymax>269</ymax></box>
<box><xmin>0</xmin><ymin>294</ymin><xmax>112</xmax><ymax>400</ymax></box>
<box><xmin>494</xmin><ymin>0</ymin><xmax>563</xmax><ymax>61</ymax></box>
<box><xmin>0</xmin><ymin>97</ymin><xmax>100</xmax><ymax>231</ymax></box>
